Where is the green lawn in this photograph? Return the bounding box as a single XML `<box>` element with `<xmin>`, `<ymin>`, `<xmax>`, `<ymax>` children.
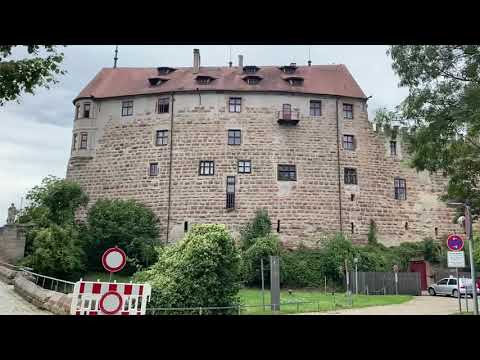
<box><xmin>239</xmin><ymin>288</ymin><xmax>413</xmax><ymax>315</ymax></box>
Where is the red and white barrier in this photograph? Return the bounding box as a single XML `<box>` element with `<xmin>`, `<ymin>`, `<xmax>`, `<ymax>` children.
<box><xmin>70</xmin><ymin>280</ymin><xmax>151</xmax><ymax>315</ymax></box>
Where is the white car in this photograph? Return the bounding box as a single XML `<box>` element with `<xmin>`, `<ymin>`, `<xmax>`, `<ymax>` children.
<box><xmin>428</xmin><ymin>277</ymin><xmax>480</xmax><ymax>298</ymax></box>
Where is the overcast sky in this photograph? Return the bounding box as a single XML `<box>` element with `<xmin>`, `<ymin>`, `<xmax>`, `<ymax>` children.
<box><xmin>0</xmin><ymin>45</ymin><xmax>408</xmax><ymax>225</ymax></box>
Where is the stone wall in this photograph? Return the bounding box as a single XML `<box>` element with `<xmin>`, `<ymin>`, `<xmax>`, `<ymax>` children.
<box><xmin>66</xmin><ymin>92</ymin><xmax>464</xmax><ymax>247</ymax></box>
<box><xmin>0</xmin><ymin>225</ymin><xmax>26</xmax><ymax>263</ymax></box>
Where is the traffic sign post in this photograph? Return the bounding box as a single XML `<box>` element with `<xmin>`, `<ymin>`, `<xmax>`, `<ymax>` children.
<box><xmin>447</xmin><ymin>234</ymin><xmax>466</xmax><ymax>314</ymax></box>
<box><xmin>102</xmin><ymin>246</ymin><xmax>127</xmax><ymax>281</ymax></box>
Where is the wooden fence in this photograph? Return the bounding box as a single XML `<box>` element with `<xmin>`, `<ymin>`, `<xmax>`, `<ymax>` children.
<box><xmin>348</xmin><ymin>271</ymin><xmax>421</xmax><ymax>296</ymax></box>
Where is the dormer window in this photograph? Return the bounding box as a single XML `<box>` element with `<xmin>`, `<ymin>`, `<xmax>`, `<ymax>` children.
<box><xmin>243</xmin><ymin>65</ymin><xmax>260</xmax><ymax>74</ymax></box>
<box><xmin>284</xmin><ymin>76</ymin><xmax>304</xmax><ymax>86</ymax></box>
<box><xmin>280</xmin><ymin>63</ymin><xmax>297</xmax><ymax>74</ymax></box>
<box><xmin>157</xmin><ymin>67</ymin><xmax>176</xmax><ymax>75</ymax></box>
<box><xmin>148</xmin><ymin>77</ymin><xmax>168</xmax><ymax>86</ymax></box>
<box><xmin>243</xmin><ymin>75</ymin><xmax>262</xmax><ymax>85</ymax></box>
<box><xmin>196</xmin><ymin>75</ymin><xmax>214</xmax><ymax>85</ymax></box>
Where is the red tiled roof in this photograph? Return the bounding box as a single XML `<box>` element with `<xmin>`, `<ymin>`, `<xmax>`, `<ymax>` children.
<box><xmin>74</xmin><ymin>64</ymin><xmax>367</xmax><ymax>102</ymax></box>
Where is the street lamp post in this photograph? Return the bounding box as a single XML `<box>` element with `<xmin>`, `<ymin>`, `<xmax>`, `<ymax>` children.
<box><xmin>448</xmin><ymin>201</ymin><xmax>479</xmax><ymax>315</ymax></box>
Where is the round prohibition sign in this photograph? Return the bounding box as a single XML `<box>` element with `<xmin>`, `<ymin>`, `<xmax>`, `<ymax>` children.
<box><xmin>447</xmin><ymin>234</ymin><xmax>464</xmax><ymax>251</ymax></box>
<box><xmin>99</xmin><ymin>291</ymin><xmax>123</xmax><ymax>315</ymax></box>
<box><xmin>102</xmin><ymin>247</ymin><xmax>127</xmax><ymax>273</ymax></box>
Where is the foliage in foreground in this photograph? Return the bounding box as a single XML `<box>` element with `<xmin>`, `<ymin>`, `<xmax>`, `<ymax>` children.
<box><xmin>134</xmin><ymin>224</ymin><xmax>242</xmax><ymax>314</ymax></box>
<box><xmin>386</xmin><ymin>45</ymin><xmax>480</xmax><ymax>217</ymax></box>
<box><xmin>82</xmin><ymin>199</ymin><xmax>159</xmax><ymax>274</ymax></box>
<box><xmin>239</xmin><ymin>208</ymin><xmax>272</xmax><ymax>251</ymax></box>
<box><xmin>0</xmin><ymin>45</ymin><xmax>66</xmax><ymax>106</ymax></box>
<box><xmin>20</xmin><ymin>224</ymin><xmax>86</xmax><ymax>280</ymax></box>
<box><xmin>18</xmin><ymin>176</ymin><xmax>88</xmax><ymax>278</ymax></box>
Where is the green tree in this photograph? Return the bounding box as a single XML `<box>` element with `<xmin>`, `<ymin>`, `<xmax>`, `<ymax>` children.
<box><xmin>318</xmin><ymin>233</ymin><xmax>355</xmax><ymax>283</ymax></box>
<box><xmin>387</xmin><ymin>45</ymin><xmax>480</xmax><ymax>216</ymax></box>
<box><xmin>0</xmin><ymin>45</ymin><xmax>65</xmax><ymax>106</ymax></box>
<box><xmin>20</xmin><ymin>224</ymin><xmax>86</xmax><ymax>281</ymax></box>
<box><xmin>83</xmin><ymin>199</ymin><xmax>159</xmax><ymax>274</ymax></box>
<box><xmin>18</xmin><ymin>175</ymin><xmax>88</xmax><ymax>227</ymax></box>
<box><xmin>241</xmin><ymin>234</ymin><xmax>281</xmax><ymax>286</ymax></box>
<box><xmin>134</xmin><ymin>224</ymin><xmax>242</xmax><ymax>314</ymax></box>
<box><xmin>240</xmin><ymin>208</ymin><xmax>272</xmax><ymax>250</ymax></box>
<box><xmin>17</xmin><ymin>176</ymin><xmax>88</xmax><ymax>257</ymax></box>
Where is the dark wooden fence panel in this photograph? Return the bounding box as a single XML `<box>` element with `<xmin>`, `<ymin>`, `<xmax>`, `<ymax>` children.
<box><xmin>348</xmin><ymin>271</ymin><xmax>421</xmax><ymax>296</ymax></box>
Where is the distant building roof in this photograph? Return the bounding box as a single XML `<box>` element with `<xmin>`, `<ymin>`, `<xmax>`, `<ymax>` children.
<box><xmin>74</xmin><ymin>64</ymin><xmax>367</xmax><ymax>102</ymax></box>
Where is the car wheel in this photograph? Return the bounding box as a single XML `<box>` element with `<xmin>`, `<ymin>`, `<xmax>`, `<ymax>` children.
<box><xmin>452</xmin><ymin>289</ymin><xmax>459</xmax><ymax>298</ymax></box>
<box><xmin>428</xmin><ymin>288</ymin><xmax>436</xmax><ymax>296</ymax></box>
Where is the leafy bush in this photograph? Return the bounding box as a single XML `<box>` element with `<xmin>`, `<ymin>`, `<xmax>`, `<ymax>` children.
<box><xmin>17</xmin><ymin>176</ymin><xmax>89</xmax><ymax>257</ymax></box>
<box><xmin>241</xmin><ymin>234</ymin><xmax>281</xmax><ymax>286</ymax></box>
<box><xmin>280</xmin><ymin>247</ymin><xmax>324</xmax><ymax>288</ymax></box>
<box><xmin>134</xmin><ymin>224</ymin><xmax>241</xmax><ymax>314</ymax></box>
<box><xmin>21</xmin><ymin>224</ymin><xmax>86</xmax><ymax>281</ymax></box>
<box><xmin>240</xmin><ymin>209</ymin><xmax>272</xmax><ymax>251</ymax></box>
<box><xmin>318</xmin><ymin>233</ymin><xmax>355</xmax><ymax>283</ymax></box>
<box><xmin>83</xmin><ymin>199</ymin><xmax>159</xmax><ymax>274</ymax></box>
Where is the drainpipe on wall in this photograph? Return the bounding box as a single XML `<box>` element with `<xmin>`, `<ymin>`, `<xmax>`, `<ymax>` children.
<box><xmin>336</xmin><ymin>96</ymin><xmax>343</xmax><ymax>233</ymax></box>
<box><xmin>166</xmin><ymin>92</ymin><xmax>175</xmax><ymax>244</ymax></box>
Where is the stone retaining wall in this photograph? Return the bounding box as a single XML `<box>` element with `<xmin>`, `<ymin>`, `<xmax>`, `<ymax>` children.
<box><xmin>0</xmin><ymin>266</ymin><xmax>72</xmax><ymax>315</ymax></box>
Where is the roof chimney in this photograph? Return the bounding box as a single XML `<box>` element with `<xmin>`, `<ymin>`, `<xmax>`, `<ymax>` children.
<box><xmin>193</xmin><ymin>49</ymin><xmax>200</xmax><ymax>74</ymax></box>
<box><xmin>238</xmin><ymin>55</ymin><xmax>243</xmax><ymax>69</ymax></box>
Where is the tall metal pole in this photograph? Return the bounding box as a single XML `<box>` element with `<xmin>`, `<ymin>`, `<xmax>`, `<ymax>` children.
<box><xmin>355</xmin><ymin>261</ymin><xmax>358</xmax><ymax>295</ymax></box>
<box><xmin>465</xmin><ymin>204</ymin><xmax>478</xmax><ymax>315</ymax></box>
<box><xmin>345</xmin><ymin>259</ymin><xmax>350</xmax><ymax>294</ymax></box>
<box><xmin>261</xmin><ymin>258</ymin><xmax>265</xmax><ymax>311</ymax></box>
<box><xmin>456</xmin><ymin>268</ymin><xmax>462</xmax><ymax>313</ymax></box>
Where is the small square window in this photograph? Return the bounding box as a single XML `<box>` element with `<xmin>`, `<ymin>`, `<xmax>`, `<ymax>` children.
<box><xmin>155</xmin><ymin>130</ymin><xmax>168</xmax><ymax>146</ymax></box>
<box><xmin>149</xmin><ymin>163</ymin><xmax>159</xmax><ymax>176</ymax></box>
<box><xmin>343</xmin><ymin>103</ymin><xmax>353</xmax><ymax>119</ymax></box>
<box><xmin>122</xmin><ymin>100</ymin><xmax>134</xmax><ymax>117</ymax></box>
<box><xmin>343</xmin><ymin>135</ymin><xmax>355</xmax><ymax>151</ymax></box>
<box><xmin>229</xmin><ymin>97</ymin><xmax>241</xmax><ymax>113</ymax></box>
<box><xmin>199</xmin><ymin>161</ymin><xmax>215</xmax><ymax>176</ymax></box>
<box><xmin>238</xmin><ymin>160</ymin><xmax>251</xmax><ymax>174</ymax></box>
<box><xmin>394</xmin><ymin>178</ymin><xmax>406</xmax><ymax>200</ymax></box>
<box><xmin>228</xmin><ymin>130</ymin><xmax>241</xmax><ymax>145</ymax></box>
<box><xmin>80</xmin><ymin>133</ymin><xmax>88</xmax><ymax>150</ymax></box>
<box><xmin>157</xmin><ymin>97</ymin><xmax>169</xmax><ymax>113</ymax></box>
<box><xmin>310</xmin><ymin>100</ymin><xmax>322</xmax><ymax>116</ymax></box>
<box><xmin>83</xmin><ymin>103</ymin><xmax>91</xmax><ymax>118</ymax></box>
<box><xmin>278</xmin><ymin>164</ymin><xmax>296</xmax><ymax>181</ymax></box>
<box><xmin>344</xmin><ymin>168</ymin><xmax>357</xmax><ymax>185</ymax></box>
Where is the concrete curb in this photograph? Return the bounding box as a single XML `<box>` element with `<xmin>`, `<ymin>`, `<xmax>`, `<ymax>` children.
<box><xmin>0</xmin><ymin>265</ymin><xmax>72</xmax><ymax>315</ymax></box>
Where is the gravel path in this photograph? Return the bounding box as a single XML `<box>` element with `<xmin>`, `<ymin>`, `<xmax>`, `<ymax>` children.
<box><xmin>301</xmin><ymin>296</ymin><xmax>470</xmax><ymax>315</ymax></box>
<box><xmin>0</xmin><ymin>280</ymin><xmax>50</xmax><ymax>315</ymax></box>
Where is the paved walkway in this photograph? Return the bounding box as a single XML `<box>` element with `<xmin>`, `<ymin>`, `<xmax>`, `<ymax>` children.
<box><xmin>301</xmin><ymin>296</ymin><xmax>468</xmax><ymax>315</ymax></box>
<box><xmin>0</xmin><ymin>280</ymin><xmax>50</xmax><ymax>315</ymax></box>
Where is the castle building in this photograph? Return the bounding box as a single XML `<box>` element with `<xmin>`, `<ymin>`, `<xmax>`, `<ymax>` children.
<box><xmin>66</xmin><ymin>49</ymin><xmax>460</xmax><ymax>247</ymax></box>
